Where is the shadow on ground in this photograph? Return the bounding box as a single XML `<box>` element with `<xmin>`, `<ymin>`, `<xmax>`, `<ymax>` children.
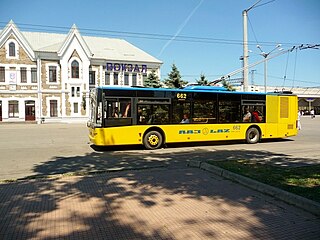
<box><xmin>1</xmin><ymin>146</ymin><xmax>319</xmax><ymax>239</ymax></box>
<box><xmin>33</xmin><ymin>140</ymin><xmax>318</xmax><ymax>177</ymax></box>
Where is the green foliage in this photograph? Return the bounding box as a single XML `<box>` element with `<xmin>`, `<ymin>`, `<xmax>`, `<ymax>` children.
<box><xmin>144</xmin><ymin>69</ymin><xmax>161</xmax><ymax>88</ymax></box>
<box><xmin>196</xmin><ymin>73</ymin><xmax>209</xmax><ymax>86</ymax></box>
<box><xmin>221</xmin><ymin>79</ymin><xmax>235</xmax><ymax>91</ymax></box>
<box><xmin>163</xmin><ymin>64</ymin><xmax>188</xmax><ymax>88</ymax></box>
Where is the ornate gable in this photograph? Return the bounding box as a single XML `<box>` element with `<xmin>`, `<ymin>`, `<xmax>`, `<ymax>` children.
<box><xmin>0</xmin><ymin>20</ymin><xmax>35</xmax><ymax>61</ymax></box>
<box><xmin>57</xmin><ymin>24</ymin><xmax>91</xmax><ymax>60</ymax></box>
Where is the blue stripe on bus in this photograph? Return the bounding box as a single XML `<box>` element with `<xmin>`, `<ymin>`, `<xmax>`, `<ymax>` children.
<box><xmin>97</xmin><ymin>86</ymin><xmax>273</xmax><ymax>95</ymax></box>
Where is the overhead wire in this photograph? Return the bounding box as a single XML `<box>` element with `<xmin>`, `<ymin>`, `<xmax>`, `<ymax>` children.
<box><xmin>250</xmin><ymin>0</ymin><xmax>276</xmax><ymax>9</ymax></box>
<box><xmin>0</xmin><ymin>20</ymin><xmax>318</xmax><ymax>87</ymax></box>
<box><xmin>0</xmin><ymin>21</ymin><xmax>310</xmax><ymax>47</ymax></box>
<box><xmin>247</xmin><ymin>15</ymin><xmax>260</xmax><ymax>46</ymax></box>
<box><xmin>255</xmin><ymin>73</ymin><xmax>319</xmax><ymax>85</ymax></box>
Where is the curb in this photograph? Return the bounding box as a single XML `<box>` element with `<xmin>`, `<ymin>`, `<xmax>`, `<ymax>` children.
<box><xmin>187</xmin><ymin>160</ymin><xmax>320</xmax><ymax>217</ymax></box>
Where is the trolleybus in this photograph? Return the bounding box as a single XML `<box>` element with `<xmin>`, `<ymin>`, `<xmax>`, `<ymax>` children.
<box><xmin>87</xmin><ymin>86</ymin><xmax>298</xmax><ymax>149</ymax></box>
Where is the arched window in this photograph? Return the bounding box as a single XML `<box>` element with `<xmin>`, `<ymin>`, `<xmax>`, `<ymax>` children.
<box><xmin>9</xmin><ymin>42</ymin><xmax>15</xmax><ymax>57</ymax></box>
<box><xmin>71</xmin><ymin>60</ymin><xmax>79</xmax><ymax>78</ymax></box>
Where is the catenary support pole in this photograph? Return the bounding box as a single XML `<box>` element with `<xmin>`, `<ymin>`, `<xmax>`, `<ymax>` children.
<box><xmin>243</xmin><ymin>10</ymin><xmax>249</xmax><ymax>92</ymax></box>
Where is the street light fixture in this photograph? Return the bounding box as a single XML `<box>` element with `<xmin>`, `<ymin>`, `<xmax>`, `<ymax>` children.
<box><xmin>256</xmin><ymin>44</ymin><xmax>282</xmax><ymax>92</ymax></box>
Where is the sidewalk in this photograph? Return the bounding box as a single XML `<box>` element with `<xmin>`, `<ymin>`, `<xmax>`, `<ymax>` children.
<box><xmin>1</xmin><ymin>167</ymin><xmax>319</xmax><ymax>240</ymax></box>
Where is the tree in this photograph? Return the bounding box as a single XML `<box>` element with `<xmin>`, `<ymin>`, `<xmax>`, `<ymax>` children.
<box><xmin>144</xmin><ymin>69</ymin><xmax>161</xmax><ymax>88</ymax></box>
<box><xmin>163</xmin><ymin>64</ymin><xmax>187</xmax><ymax>88</ymax></box>
<box><xmin>196</xmin><ymin>73</ymin><xmax>209</xmax><ymax>86</ymax></box>
<box><xmin>221</xmin><ymin>78</ymin><xmax>235</xmax><ymax>91</ymax></box>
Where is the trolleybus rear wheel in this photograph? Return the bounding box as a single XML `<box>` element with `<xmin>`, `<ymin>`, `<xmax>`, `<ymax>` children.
<box><xmin>246</xmin><ymin>127</ymin><xmax>260</xmax><ymax>144</ymax></box>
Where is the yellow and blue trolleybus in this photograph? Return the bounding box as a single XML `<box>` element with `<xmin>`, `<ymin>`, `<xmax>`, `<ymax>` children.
<box><xmin>87</xmin><ymin>86</ymin><xmax>298</xmax><ymax>149</ymax></box>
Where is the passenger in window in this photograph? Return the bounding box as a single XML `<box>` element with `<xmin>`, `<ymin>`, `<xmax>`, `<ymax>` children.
<box><xmin>180</xmin><ymin>113</ymin><xmax>190</xmax><ymax>124</ymax></box>
<box><xmin>252</xmin><ymin>107</ymin><xmax>262</xmax><ymax>122</ymax></box>
<box><xmin>123</xmin><ymin>103</ymin><xmax>131</xmax><ymax>117</ymax></box>
<box><xmin>147</xmin><ymin>115</ymin><xmax>155</xmax><ymax>124</ymax></box>
<box><xmin>112</xmin><ymin>107</ymin><xmax>120</xmax><ymax>118</ymax></box>
<box><xmin>138</xmin><ymin>108</ymin><xmax>145</xmax><ymax>123</ymax></box>
<box><xmin>243</xmin><ymin>107</ymin><xmax>251</xmax><ymax>122</ymax></box>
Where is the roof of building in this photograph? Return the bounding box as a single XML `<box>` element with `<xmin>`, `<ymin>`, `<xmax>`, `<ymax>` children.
<box><xmin>22</xmin><ymin>31</ymin><xmax>162</xmax><ymax>63</ymax></box>
<box><xmin>1</xmin><ymin>21</ymin><xmax>162</xmax><ymax>64</ymax></box>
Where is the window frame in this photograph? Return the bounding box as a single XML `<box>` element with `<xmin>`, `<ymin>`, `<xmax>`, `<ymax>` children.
<box><xmin>73</xmin><ymin>102</ymin><xmax>79</xmax><ymax>114</ymax></box>
<box><xmin>20</xmin><ymin>67</ymin><xmax>27</xmax><ymax>83</ymax></box>
<box><xmin>103</xmin><ymin>97</ymin><xmax>133</xmax><ymax>127</ymax></box>
<box><xmin>113</xmin><ymin>72</ymin><xmax>119</xmax><ymax>85</ymax></box>
<box><xmin>49</xmin><ymin>66</ymin><xmax>57</xmax><ymax>83</ymax></box>
<box><xmin>132</xmin><ymin>73</ymin><xmax>137</xmax><ymax>86</ymax></box>
<box><xmin>31</xmin><ymin>68</ymin><xmax>37</xmax><ymax>83</ymax></box>
<box><xmin>9</xmin><ymin>100</ymin><xmax>19</xmax><ymax>118</ymax></box>
<box><xmin>9</xmin><ymin>42</ymin><xmax>15</xmax><ymax>57</ymax></box>
<box><xmin>124</xmin><ymin>73</ymin><xmax>129</xmax><ymax>86</ymax></box>
<box><xmin>71</xmin><ymin>87</ymin><xmax>75</xmax><ymax>97</ymax></box>
<box><xmin>76</xmin><ymin>87</ymin><xmax>80</xmax><ymax>97</ymax></box>
<box><xmin>71</xmin><ymin>60</ymin><xmax>79</xmax><ymax>79</ymax></box>
<box><xmin>105</xmin><ymin>72</ymin><xmax>110</xmax><ymax>85</ymax></box>
<box><xmin>6</xmin><ymin>40</ymin><xmax>19</xmax><ymax>59</ymax></box>
<box><xmin>50</xmin><ymin>100</ymin><xmax>58</xmax><ymax>117</ymax></box>
<box><xmin>89</xmin><ymin>71</ymin><xmax>95</xmax><ymax>85</ymax></box>
<box><xmin>0</xmin><ymin>67</ymin><xmax>5</xmax><ymax>82</ymax></box>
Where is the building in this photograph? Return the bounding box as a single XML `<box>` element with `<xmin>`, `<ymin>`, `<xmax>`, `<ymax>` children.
<box><xmin>0</xmin><ymin>20</ymin><xmax>162</xmax><ymax>123</ymax></box>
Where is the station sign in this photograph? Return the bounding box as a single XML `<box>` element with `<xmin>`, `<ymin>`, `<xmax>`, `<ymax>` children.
<box><xmin>106</xmin><ymin>62</ymin><xmax>147</xmax><ymax>73</ymax></box>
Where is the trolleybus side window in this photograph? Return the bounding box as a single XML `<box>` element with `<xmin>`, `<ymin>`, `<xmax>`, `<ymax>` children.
<box><xmin>137</xmin><ymin>104</ymin><xmax>170</xmax><ymax>124</ymax></box>
<box><xmin>241</xmin><ymin>99</ymin><xmax>266</xmax><ymax>123</ymax></box>
<box><xmin>106</xmin><ymin>98</ymin><xmax>131</xmax><ymax>119</ymax></box>
<box><xmin>137</xmin><ymin>98</ymin><xmax>170</xmax><ymax>125</ymax></box>
<box><xmin>218</xmin><ymin>93</ymin><xmax>241</xmax><ymax>123</ymax></box>
<box><xmin>172</xmin><ymin>101</ymin><xmax>191</xmax><ymax>124</ymax></box>
<box><xmin>192</xmin><ymin>92</ymin><xmax>217</xmax><ymax>124</ymax></box>
<box><xmin>193</xmin><ymin>100</ymin><xmax>217</xmax><ymax>124</ymax></box>
<box><xmin>104</xmin><ymin>98</ymin><xmax>132</xmax><ymax>126</ymax></box>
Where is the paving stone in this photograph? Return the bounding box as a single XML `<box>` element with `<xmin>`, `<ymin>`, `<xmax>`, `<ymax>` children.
<box><xmin>0</xmin><ymin>168</ymin><xmax>319</xmax><ymax>239</ymax></box>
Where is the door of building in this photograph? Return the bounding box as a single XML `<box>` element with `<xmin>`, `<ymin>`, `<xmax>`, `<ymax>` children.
<box><xmin>25</xmin><ymin>101</ymin><xmax>35</xmax><ymax>121</ymax></box>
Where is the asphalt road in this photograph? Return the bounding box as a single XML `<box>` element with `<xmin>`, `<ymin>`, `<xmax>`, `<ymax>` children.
<box><xmin>0</xmin><ymin>116</ymin><xmax>319</xmax><ymax>180</ymax></box>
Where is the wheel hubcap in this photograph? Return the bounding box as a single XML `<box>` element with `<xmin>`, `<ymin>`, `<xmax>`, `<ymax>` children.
<box><xmin>148</xmin><ymin>135</ymin><xmax>159</xmax><ymax>146</ymax></box>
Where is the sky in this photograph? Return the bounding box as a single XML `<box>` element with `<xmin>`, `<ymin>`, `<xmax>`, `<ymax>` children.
<box><xmin>1</xmin><ymin>0</ymin><xmax>319</xmax><ymax>88</ymax></box>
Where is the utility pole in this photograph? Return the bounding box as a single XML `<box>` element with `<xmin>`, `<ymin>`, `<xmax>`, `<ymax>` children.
<box><xmin>242</xmin><ymin>9</ymin><xmax>249</xmax><ymax>92</ymax></box>
<box><xmin>257</xmin><ymin>44</ymin><xmax>282</xmax><ymax>92</ymax></box>
<box><xmin>242</xmin><ymin>0</ymin><xmax>273</xmax><ymax>92</ymax></box>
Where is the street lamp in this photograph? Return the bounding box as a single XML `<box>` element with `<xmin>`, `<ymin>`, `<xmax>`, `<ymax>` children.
<box><xmin>257</xmin><ymin>44</ymin><xmax>282</xmax><ymax>92</ymax></box>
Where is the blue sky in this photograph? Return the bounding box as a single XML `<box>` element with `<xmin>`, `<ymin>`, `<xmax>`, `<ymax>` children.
<box><xmin>1</xmin><ymin>0</ymin><xmax>319</xmax><ymax>88</ymax></box>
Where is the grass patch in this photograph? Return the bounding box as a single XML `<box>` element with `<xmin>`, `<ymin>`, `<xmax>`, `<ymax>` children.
<box><xmin>208</xmin><ymin>160</ymin><xmax>320</xmax><ymax>202</ymax></box>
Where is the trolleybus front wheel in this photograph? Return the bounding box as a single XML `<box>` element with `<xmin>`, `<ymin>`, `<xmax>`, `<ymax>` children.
<box><xmin>246</xmin><ymin>127</ymin><xmax>260</xmax><ymax>144</ymax></box>
<box><xmin>143</xmin><ymin>131</ymin><xmax>163</xmax><ymax>150</ymax></box>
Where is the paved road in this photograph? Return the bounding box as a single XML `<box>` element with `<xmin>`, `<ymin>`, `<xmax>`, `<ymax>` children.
<box><xmin>0</xmin><ymin>117</ymin><xmax>319</xmax><ymax>180</ymax></box>
<box><xmin>0</xmin><ymin>117</ymin><xmax>319</xmax><ymax>239</ymax></box>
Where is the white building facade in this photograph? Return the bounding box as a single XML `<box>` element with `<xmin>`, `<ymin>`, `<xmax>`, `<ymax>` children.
<box><xmin>0</xmin><ymin>20</ymin><xmax>162</xmax><ymax>123</ymax></box>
